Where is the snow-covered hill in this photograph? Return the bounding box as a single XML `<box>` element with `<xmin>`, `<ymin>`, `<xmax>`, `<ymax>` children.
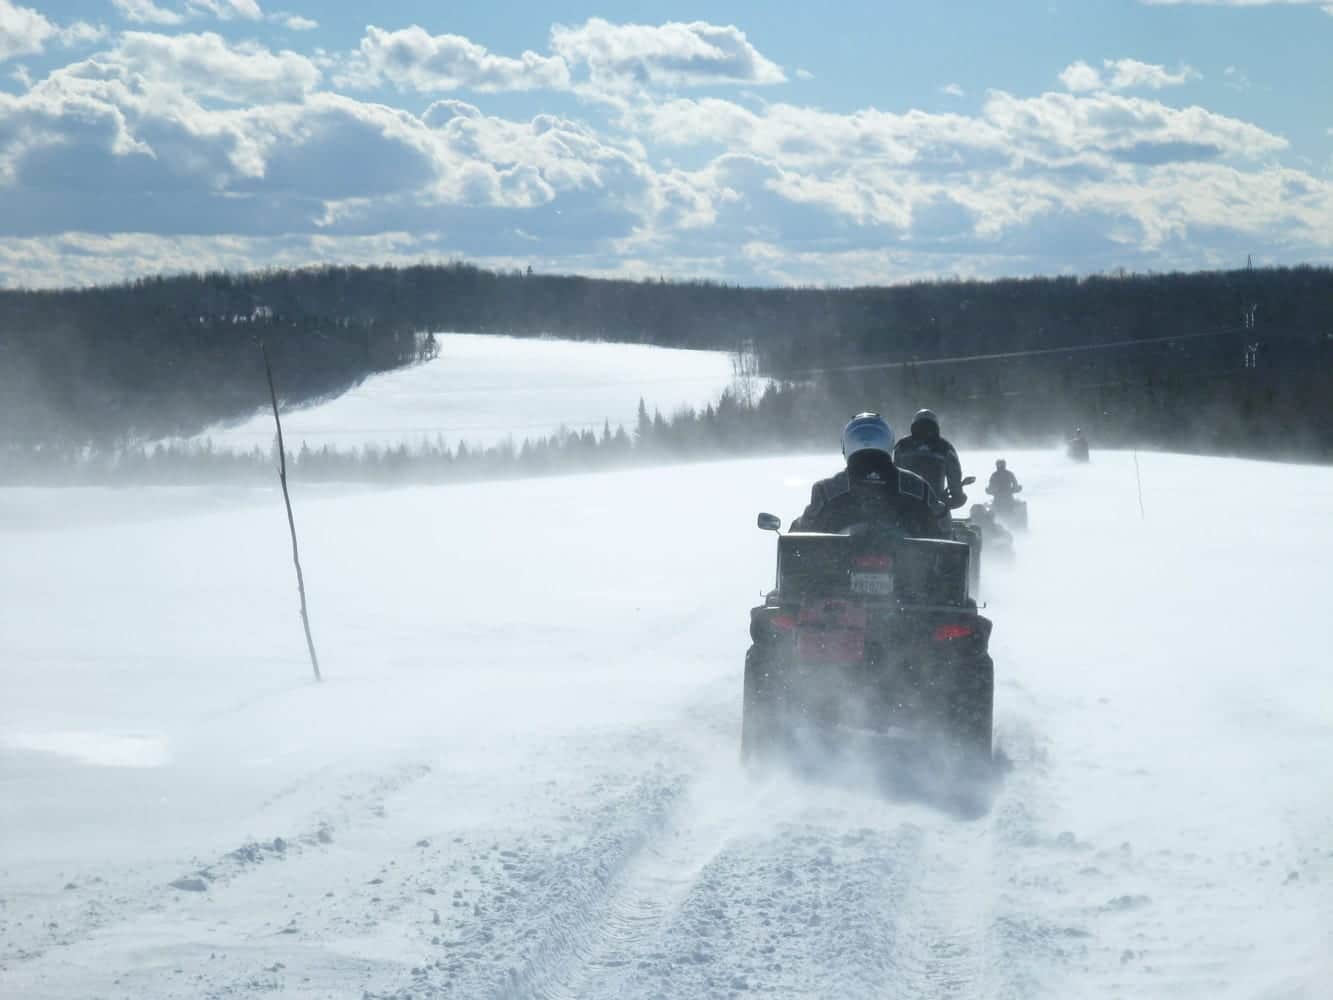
<box><xmin>193</xmin><ymin>333</ymin><xmax>744</xmax><ymax>453</ymax></box>
<box><xmin>2</xmin><ymin>450</ymin><xmax>1331</xmax><ymax>998</ymax></box>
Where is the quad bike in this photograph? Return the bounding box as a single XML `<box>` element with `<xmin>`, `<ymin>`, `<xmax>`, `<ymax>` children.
<box><xmin>987</xmin><ymin>491</ymin><xmax>1028</xmax><ymax>532</ymax></box>
<box><xmin>967</xmin><ymin>504</ymin><xmax>1015</xmax><ymax>565</ymax></box>
<box><xmin>742</xmin><ymin>514</ymin><xmax>995</xmax><ymax>779</ymax></box>
<box><xmin>951</xmin><ymin>474</ymin><xmax>983</xmax><ymax>595</ymax></box>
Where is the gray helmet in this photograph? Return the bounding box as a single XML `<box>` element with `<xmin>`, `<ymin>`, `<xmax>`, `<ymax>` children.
<box><xmin>996</xmin><ymin>459</ymin><xmax>1006</xmax><ymax>470</ymax></box>
<box><xmin>910</xmin><ymin>408</ymin><xmax>940</xmax><ymax>438</ymax></box>
<box><xmin>841</xmin><ymin>412</ymin><xmax>894</xmax><ymax>459</ymax></box>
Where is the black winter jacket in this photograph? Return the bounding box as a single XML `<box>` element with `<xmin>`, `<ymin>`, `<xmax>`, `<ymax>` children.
<box><xmin>987</xmin><ymin>468</ymin><xmax>1021</xmax><ymax>496</ymax></box>
<box><xmin>791</xmin><ymin>451</ymin><xmax>946</xmax><ymax>538</ymax></box>
<box><xmin>892</xmin><ymin>435</ymin><xmax>967</xmax><ymax>510</ymax></box>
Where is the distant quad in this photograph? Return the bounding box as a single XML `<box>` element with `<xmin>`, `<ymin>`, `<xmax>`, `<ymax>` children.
<box><xmin>743</xmin><ymin>514</ymin><xmax>994</xmax><ymax>780</ymax></box>
<box><xmin>987</xmin><ymin>492</ymin><xmax>1029</xmax><ymax>532</ymax></box>
<box><xmin>966</xmin><ymin>504</ymin><xmax>1016</xmax><ymax>566</ymax></box>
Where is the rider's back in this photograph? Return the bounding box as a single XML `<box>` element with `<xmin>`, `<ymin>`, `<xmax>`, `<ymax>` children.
<box><xmin>987</xmin><ymin>468</ymin><xmax>1019</xmax><ymax>495</ymax></box>
<box><xmin>794</xmin><ymin>451</ymin><xmax>944</xmax><ymax>538</ymax></box>
<box><xmin>893</xmin><ymin>435</ymin><xmax>964</xmax><ymax>509</ymax></box>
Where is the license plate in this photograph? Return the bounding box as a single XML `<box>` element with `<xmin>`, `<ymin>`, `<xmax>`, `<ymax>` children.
<box><xmin>850</xmin><ymin>572</ymin><xmax>894</xmax><ymax>595</ymax></box>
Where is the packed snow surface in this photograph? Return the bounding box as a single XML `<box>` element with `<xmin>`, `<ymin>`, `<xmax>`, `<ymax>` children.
<box><xmin>193</xmin><ymin>333</ymin><xmax>743</xmax><ymax>452</ymax></box>
<box><xmin>3</xmin><ymin>450</ymin><xmax>1332</xmax><ymax>998</ymax></box>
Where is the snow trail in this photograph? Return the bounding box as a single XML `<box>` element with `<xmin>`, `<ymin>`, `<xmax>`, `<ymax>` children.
<box><xmin>3</xmin><ymin>450</ymin><xmax>1333</xmax><ymax>998</ymax></box>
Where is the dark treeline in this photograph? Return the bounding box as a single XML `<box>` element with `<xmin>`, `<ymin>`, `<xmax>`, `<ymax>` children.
<box><xmin>2</xmin><ymin>260</ymin><xmax>1331</xmax><ymax>461</ymax></box>
<box><xmin>0</xmin><ymin>277</ymin><xmax>439</xmax><ymax>445</ymax></box>
<box><xmin>0</xmin><ymin>391</ymin><xmax>783</xmax><ymax>486</ymax></box>
<box><xmin>7</xmin><ymin>339</ymin><xmax>1325</xmax><ymax>488</ymax></box>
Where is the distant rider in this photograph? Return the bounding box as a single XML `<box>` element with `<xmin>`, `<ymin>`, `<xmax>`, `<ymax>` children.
<box><xmin>792</xmin><ymin>413</ymin><xmax>947</xmax><ymax>538</ymax></box>
<box><xmin>893</xmin><ymin>409</ymin><xmax>968</xmax><ymax>514</ymax></box>
<box><xmin>1067</xmin><ymin>426</ymin><xmax>1090</xmax><ymax>461</ymax></box>
<box><xmin>986</xmin><ymin>459</ymin><xmax>1021</xmax><ymax>509</ymax></box>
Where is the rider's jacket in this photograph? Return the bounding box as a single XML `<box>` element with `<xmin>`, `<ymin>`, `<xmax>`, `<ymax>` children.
<box><xmin>987</xmin><ymin>468</ymin><xmax>1020</xmax><ymax>496</ymax></box>
<box><xmin>893</xmin><ymin>435</ymin><xmax>967</xmax><ymax>510</ymax></box>
<box><xmin>792</xmin><ymin>451</ymin><xmax>946</xmax><ymax>537</ymax></box>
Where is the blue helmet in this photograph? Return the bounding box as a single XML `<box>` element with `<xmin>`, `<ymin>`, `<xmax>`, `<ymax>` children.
<box><xmin>841</xmin><ymin>412</ymin><xmax>894</xmax><ymax>459</ymax></box>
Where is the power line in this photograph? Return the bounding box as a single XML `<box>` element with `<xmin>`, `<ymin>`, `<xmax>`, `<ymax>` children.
<box><xmin>777</xmin><ymin>324</ymin><xmax>1248</xmax><ymax>379</ymax></box>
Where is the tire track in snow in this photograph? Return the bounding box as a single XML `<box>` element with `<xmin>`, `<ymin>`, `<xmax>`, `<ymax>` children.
<box><xmin>493</xmin><ymin>769</ymin><xmax>759</xmax><ymax>1000</ymax></box>
<box><xmin>551</xmin><ymin>770</ymin><xmax>1008</xmax><ymax>1000</ymax></box>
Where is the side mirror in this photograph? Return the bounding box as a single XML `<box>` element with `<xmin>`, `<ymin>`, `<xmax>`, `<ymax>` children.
<box><xmin>757</xmin><ymin>512</ymin><xmax>781</xmax><ymax>532</ymax></box>
<box><xmin>961</xmin><ymin>476</ymin><xmax>976</xmax><ymax>487</ymax></box>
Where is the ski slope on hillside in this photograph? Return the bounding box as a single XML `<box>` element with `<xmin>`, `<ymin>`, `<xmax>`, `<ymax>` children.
<box><xmin>194</xmin><ymin>333</ymin><xmax>743</xmax><ymax>452</ymax></box>
<box><xmin>3</xmin><ymin>450</ymin><xmax>1332</xmax><ymax>998</ymax></box>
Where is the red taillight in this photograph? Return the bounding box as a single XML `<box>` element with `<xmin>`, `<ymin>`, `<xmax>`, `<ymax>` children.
<box><xmin>771</xmin><ymin>614</ymin><xmax>796</xmax><ymax>631</ymax></box>
<box><xmin>853</xmin><ymin>554</ymin><xmax>893</xmax><ymax>570</ymax></box>
<box><xmin>933</xmin><ymin>623</ymin><xmax>974</xmax><ymax>641</ymax></box>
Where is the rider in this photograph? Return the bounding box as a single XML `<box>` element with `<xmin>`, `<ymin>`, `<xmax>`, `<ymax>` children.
<box><xmin>893</xmin><ymin>409</ymin><xmax>968</xmax><ymax>514</ymax></box>
<box><xmin>792</xmin><ymin>413</ymin><xmax>946</xmax><ymax>538</ymax></box>
<box><xmin>1067</xmin><ymin>426</ymin><xmax>1089</xmax><ymax>459</ymax></box>
<box><xmin>986</xmin><ymin>459</ymin><xmax>1021</xmax><ymax>508</ymax></box>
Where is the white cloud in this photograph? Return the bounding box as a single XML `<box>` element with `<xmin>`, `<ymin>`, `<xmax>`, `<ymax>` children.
<box><xmin>0</xmin><ymin>231</ymin><xmax>439</xmax><ymax>288</ymax></box>
<box><xmin>0</xmin><ymin>0</ymin><xmax>56</xmax><ymax>62</ymax></box>
<box><xmin>942</xmin><ymin>82</ymin><xmax>966</xmax><ymax>98</ymax></box>
<box><xmin>0</xmin><ymin>1</ymin><xmax>102</xmax><ymax>62</ymax></box>
<box><xmin>111</xmin><ymin>0</ymin><xmax>185</xmax><ymax>25</ymax></box>
<box><xmin>0</xmin><ymin>50</ymin><xmax>678</xmax><ymax>258</ymax></box>
<box><xmin>617</xmin><ymin>86</ymin><xmax>1307</xmax><ymax>264</ymax></box>
<box><xmin>111</xmin><ymin>31</ymin><xmax>321</xmax><ymax>103</ymax></box>
<box><xmin>1059</xmin><ymin>60</ymin><xmax>1103</xmax><ymax>93</ymax></box>
<box><xmin>1141</xmin><ymin>0</ymin><xmax>1328</xmax><ymax>6</ymax></box>
<box><xmin>796</xmin><ymin>68</ymin><xmax>814</xmax><ymax>81</ymax></box>
<box><xmin>185</xmin><ymin>0</ymin><xmax>263</xmax><ymax>21</ymax></box>
<box><xmin>58</xmin><ymin>22</ymin><xmax>108</xmax><ymax>48</ymax></box>
<box><xmin>983</xmin><ymin>89</ymin><xmax>1284</xmax><ymax>162</ymax></box>
<box><xmin>343</xmin><ymin>18</ymin><xmax>786</xmax><ymax>98</ymax></box>
<box><xmin>1147</xmin><ymin>0</ymin><xmax>1333</xmax><ymax>14</ymax></box>
<box><xmin>0</xmin><ymin>15</ymin><xmax>1327</xmax><ymax>286</ymax></box>
<box><xmin>344</xmin><ymin>25</ymin><xmax>570</xmax><ymax>93</ymax></box>
<box><xmin>1060</xmin><ymin>58</ymin><xmax>1197</xmax><ymax>93</ymax></box>
<box><xmin>1223</xmin><ymin>65</ymin><xmax>1252</xmax><ymax>90</ymax></box>
<box><xmin>111</xmin><ymin>0</ymin><xmax>264</xmax><ymax>24</ymax></box>
<box><xmin>1104</xmin><ymin>58</ymin><xmax>1199</xmax><ymax>89</ymax></box>
<box><xmin>281</xmin><ymin>14</ymin><xmax>317</xmax><ymax>31</ymax></box>
<box><xmin>549</xmin><ymin>18</ymin><xmax>785</xmax><ymax>91</ymax></box>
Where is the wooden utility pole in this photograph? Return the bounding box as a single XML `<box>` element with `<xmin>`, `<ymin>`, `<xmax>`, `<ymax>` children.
<box><xmin>262</xmin><ymin>343</ymin><xmax>322</xmax><ymax>682</ymax></box>
<box><xmin>1133</xmin><ymin>449</ymin><xmax>1146</xmax><ymax>521</ymax></box>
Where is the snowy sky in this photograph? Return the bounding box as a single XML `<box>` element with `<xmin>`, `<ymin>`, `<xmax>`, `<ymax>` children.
<box><xmin>6</xmin><ymin>0</ymin><xmax>1333</xmax><ymax>287</ymax></box>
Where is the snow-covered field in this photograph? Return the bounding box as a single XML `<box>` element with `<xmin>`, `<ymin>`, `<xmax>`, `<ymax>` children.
<box><xmin>193</xmin><ymin>334</ymin><xmax>743</xmax><ymax>453</ymax></box>
<box><xmin>3</xmin><ymin>449</ymin><xmax>1332</xmax><ymax>998</ymax></box>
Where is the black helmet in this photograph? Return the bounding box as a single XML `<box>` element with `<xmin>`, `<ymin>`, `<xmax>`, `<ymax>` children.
<box><xmin>996</xmin><ymin>458</ymin><xmax>1006</xmax><ymax>470</ymax></box>
<box><xmin>910</xmin><ymin>408</ymin><xmax>940</xmax><ymax>438</ymax></box>
<box><xmin>841</xmin><ymin>412</ymin><xmax>894</xmax><ymax>458</ymax></box>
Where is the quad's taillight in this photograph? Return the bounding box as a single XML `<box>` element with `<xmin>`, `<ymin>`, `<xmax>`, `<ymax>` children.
<box><xmin>771</xmin><ymin>614</ymin><xmax>796</xmax><ymax>631</ymax></box>
<box><xmin>933</xmin><ymin>623</ymin><xmax>974</xmax><ymax>641</ymax></box>
<box><xmin>853</xmin><ymin>554</ymin><xmax>893</xmax><ymax>570</ymax></box>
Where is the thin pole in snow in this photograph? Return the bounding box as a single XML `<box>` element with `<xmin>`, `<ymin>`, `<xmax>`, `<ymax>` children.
<box><xmin>1133</xmin><ymin>448</ymin><xmax>1146</xmax><ymax>521</ymax></box>
<box><xmin>262</xmin><ymin>342</ymin><xmax>322</xmax><ymax>683</ymax></box>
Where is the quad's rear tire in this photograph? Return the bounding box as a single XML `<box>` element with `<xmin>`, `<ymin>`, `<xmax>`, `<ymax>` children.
<box><xmin>1012</xmin><ymin>502</ymin><xmax>1029</xmax><ymax>532</ymax></box>
<box><xmin>948</xmin><ymin>654</ymin><xmax>994</xmax><ymax>771</ymax></box>
<box><xmin>741</xmin><ymin>644</ymin><xmax>781</xmax><ymax>764</ymax></box>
